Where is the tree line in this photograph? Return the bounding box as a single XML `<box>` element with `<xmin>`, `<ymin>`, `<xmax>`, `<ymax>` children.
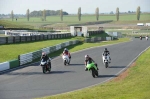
<box><xmin>10</xmin><ymin>6</ymin><xmax>141</xmax><ymax>22</ymax></box>
<box><xmin>30</xmin><ymin>10</ymin><xmax>68</xmax><ymax>17</ymax></box>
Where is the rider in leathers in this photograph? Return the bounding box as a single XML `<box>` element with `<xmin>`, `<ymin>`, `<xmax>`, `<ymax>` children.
<box><xmin>41</xmin><ymin>52</ymin><xmax>51</xmax><ymax>69</ymax></box>
<box><xmin>102</xmin><ymin>48</ymin><xmax>111</xmax><ymax>63</ymax></box>
<box><xmin>84</xmin><ymin>55</ymin><xmax>99</xmax><ymax>71</ymax></box>
<box><xmin>62</xmin><ymin>48</ymin><xmax>71</xmax><ymax>59</ymax></box>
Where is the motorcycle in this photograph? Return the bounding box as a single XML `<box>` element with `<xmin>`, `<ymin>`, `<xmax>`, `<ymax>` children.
<box><xmin>86</xmin><ymin>62</ymin><xmax>98</xmax><ymax>78</ymax></box>
<box><xmin>102</xmin><ymin>54</ymin><xmax>110</xmax><ymax>68</ymax></box>
<box><xmin>62</xmin><ymin>54</ymin><xmax>70</xmax><ymax>65</ymax></box>
<box><xmin>40</xmin><ymin>58</ymin><xmax>51</xmax><ymax>74</ymax></box>
<box><xmin>146</xmin><ymin>37</ymin><xmax>148</xmax><ymax>41</ymax></box>
<box><xmin>140</xmin><ymin>36</ymin><xmax>142</xmax><ymax>40</ymax></box>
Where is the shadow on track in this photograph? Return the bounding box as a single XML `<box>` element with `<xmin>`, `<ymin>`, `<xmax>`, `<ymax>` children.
<box><xmin>69</xmin><ymin>64</ymin><xmax>85</xmax><ymax>66</ymax></box>
<box><xmin>50</xmin><ymin>71</ymin><xmax>75</xmax><ymax>74</ymax></box>
<box><xmin>108</xmin><ymin>66</ymin><xmax>126</xmax><ymax>68</ymax></box>
<box><xmin>97</xmin><ymin>75</ymin><xmax>117</xmax><ymax>78</ymax></box>
<box><xmin>3</xmin><ymin>72</ymin><xmax>43</xmax><ymax>75</ymax></box>
<box><xmin>2</xmin><ymin>71</ymin><xmax>75</xmax><ymax>75</ymax></box>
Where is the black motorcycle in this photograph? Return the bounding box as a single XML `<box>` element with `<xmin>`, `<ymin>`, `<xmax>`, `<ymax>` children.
<box><xmin>40</xmin><ymin>59</ymin><xmax>51</xmax><ymax>74</ymax></box>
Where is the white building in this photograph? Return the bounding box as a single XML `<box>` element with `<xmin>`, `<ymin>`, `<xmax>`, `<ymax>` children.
<box><xmin>70</xmin><ymin>26</ymin><xmax>89</xmax><ymax>37</ymax></box>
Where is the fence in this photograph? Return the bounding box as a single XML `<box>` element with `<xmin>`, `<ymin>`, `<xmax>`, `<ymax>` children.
<box><xmin>84</xmin><ymin>37</ymin><xmax>112</xmax><ymax>43</ymax></box>
<box><xmin>0</xmin><ymin>33</ymin><xmax>71</xmax><ymax>44</ymax></box>
<box><xmin>88</xmin><ymin>30</ymin><xmax>105</xmax><ymax>36</ymax></box>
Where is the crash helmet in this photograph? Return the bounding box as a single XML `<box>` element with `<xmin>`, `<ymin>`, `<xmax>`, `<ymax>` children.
<box><xmin>85</xmin><ymin>55</ymin><xmax>89</xmax><ymax>58</ymax></box>
<box><xmin>42</xmin><ymin>52</ymin><xmax>46</xmax><ymax>57</ymax></box>
<box><xmin>64</xmin><ymin>48</ymin><xmax>68</xmax><ymax>51</ymax></box>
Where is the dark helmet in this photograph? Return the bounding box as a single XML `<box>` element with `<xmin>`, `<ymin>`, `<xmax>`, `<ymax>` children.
<box><xmin>104</xmin><ymin>48</ymin><xmax>107</xmax><ymax>51</ymax></box>
<box><xmin>64</xmin><ymin>48</ymin><xmax>68</xmax><ymax>51</ymax></box>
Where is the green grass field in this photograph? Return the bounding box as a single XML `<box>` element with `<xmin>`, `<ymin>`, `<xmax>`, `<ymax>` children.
<box><xmin>0</xmin><ymin>13</ymin><xmax>150</xmax><ymax>28</ymax></box>
<box><xmin>36</xmin><ymin>46</ymin><xmax>150</xmax><ymax>99</ymax></box>
<box><xmin>0</xmin><ymin>37</ymin><xmax>129</xmax><ymax>63</ymax></box>
<box><xmin>0</xmin><ymin>38</ymin><xmax>75</xmax><ymax>63</ymax></box>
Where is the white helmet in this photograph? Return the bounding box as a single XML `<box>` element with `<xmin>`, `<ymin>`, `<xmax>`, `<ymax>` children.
<box><xmin>85</xmin><ymin>55</ymin><xmax>89</xmax><ymax>58</ymax></box>
<box><xmin>42</xmin><ymin>52</ymin><xmax>46</xmax><ymax>56</ymax></box>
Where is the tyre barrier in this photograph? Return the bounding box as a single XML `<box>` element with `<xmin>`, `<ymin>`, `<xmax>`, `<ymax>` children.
<box><xmin>0</xmin><ymin>40</ymin><xmax>79</xmax><ymax>72</ymax></box>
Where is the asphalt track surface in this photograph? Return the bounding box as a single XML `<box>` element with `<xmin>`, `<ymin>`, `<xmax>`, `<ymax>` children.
<box><xmin>0</xmin><ymin>38</ymin><xmax>150</xmax><ymax>99</ymax></box>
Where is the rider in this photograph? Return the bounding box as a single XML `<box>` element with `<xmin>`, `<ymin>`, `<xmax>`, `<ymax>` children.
<box><xmin>84</xmin><ymin>55</ymin><xmax>99</xmax><ymax>71</ymax></box>
<box><xmin>62</xmin><ymin>48</ymin><xmax>71</xmax><ymax>59</ymax></box>
<box><xmin>140</xmin><ymin>35</ymin><xmax>142</xmax><ymax>40</ymax></box>
<box><xmin>41</xmin><ymin>52</ymin><xmax>51</xmax><ymax>68</ymax></box>
<box><xmin>102</xmin><ymin>48</ymin><xmax>111</xmax><ymax>63</ymax></box>
<box><xmin>146</xmin><ymin>35</ymin><xmax>148</xmax><ymax>40</ymax></box>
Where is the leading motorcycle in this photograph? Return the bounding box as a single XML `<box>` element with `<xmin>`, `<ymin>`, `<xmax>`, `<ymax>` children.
<box><xmin>40</xmin><ymin>58</ymin><xmax>51</xmax><ymax>73</ymax></box>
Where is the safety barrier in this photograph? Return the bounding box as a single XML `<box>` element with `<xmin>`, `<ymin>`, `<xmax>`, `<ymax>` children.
<box><xmin>84</xmin><ymin>37</ymin><xmax>112</xmax><ymax>43</ymax></box>
<box><xmin>0</xmin><ymin>33</ymin><xmax>71</xmax><ymax>44</ymax></box>
<box><xmin>0</xmin><ymin>59</ymin><xmax>19</xmax><ymax>72</ymax></box>
<box><xmin>18</xmin><ymin>40</ymin><xmax>79</xmax><ymax>65</ymax></box>
<box><xmin>88</xmin><ymin>31</ymin><xmax>105</xmax><ymax>36</ymax></box>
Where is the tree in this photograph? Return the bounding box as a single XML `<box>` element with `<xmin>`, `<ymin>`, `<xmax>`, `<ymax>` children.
<box><xmin>95</xmin><ymin>7</ymin><xmax>99</xmax><ymax>21</ymax></box>
<box><xmin>78</xmin><ymin>7</ymin><xmax>81</xmax><ymax>21</ymax></box>
<box><xmin>128</xmin><ymin>11</ymin><xmax>131</xmax><ymax>13</ymax></box>
<box><xmin>60</xmin><ymin>9</ymin><xmax>63</xmax><ymax>21</ymax></box>
<box><xmin>110</xmin><ymin>11</ymin><xmax>114</xmax><ymax>14</ymax></box>
<box><xmin>43</xmin><ymin>9</ymin><xmax>46</xmax><ymax>21</ymax></box>
<box><xmin>30</xmin><ymin>10</ymin><xmax>68</xmax><ymax>17</ymax></box>
<box><xmin>116</xmin><ymin>7</ymin><xmax>119</xmax><ymax>21</ymax></box>
<box><xmin>11</xmin><ymin>10</ymin><xmax>14</xmax><ymax>21</ymax></box>
<box><xmin>26</xmin><ymin>9</ymin><xmax>29</xmax><ymax>21</ymax></box>
<box><xmin>136</xmin><ymin>6</ymin><xmax>140</xmax><ymax>20</ymax></box>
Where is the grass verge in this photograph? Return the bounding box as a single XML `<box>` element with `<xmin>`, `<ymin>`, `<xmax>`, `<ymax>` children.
<box><xmin>36</xmin><ymin>45</ymin><xmax>150</xmax><ymax>99</ymax></box>
<box><xmin>0</xmin><ymin>37</ymin><xmax>77</xmax><ymax>62</ymax></box>
<box><xmin>0</xmin><ymin>37</ymin><xmax>129</xmax><ymax>63</ymax></box>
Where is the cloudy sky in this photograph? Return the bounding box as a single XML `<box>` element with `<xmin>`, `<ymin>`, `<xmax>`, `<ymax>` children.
<box><xmin>0</xmin><ymin>0</ymin><xmax>150</xmax><ymax>14</ymax></box>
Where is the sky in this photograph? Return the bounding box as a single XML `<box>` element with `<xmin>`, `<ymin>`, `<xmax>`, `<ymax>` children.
<box><xmin>0</xmin><ymin>0</ymin><xmax>150</xmax><ymax>14</ymax></box>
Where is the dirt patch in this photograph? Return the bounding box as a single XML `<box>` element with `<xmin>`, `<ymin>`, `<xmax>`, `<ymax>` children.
<box><xmin>129</xmin><ymin>62</ymin><xmax>136</xmax><ymax>68</ymax></box>
<box><xmin>112</xmin><ymin>62</ymin><xmax>136</xmax><ymax>82</ymax></box>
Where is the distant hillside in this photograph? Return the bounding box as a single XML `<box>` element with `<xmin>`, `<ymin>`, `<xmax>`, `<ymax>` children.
<box><xmin>30</xmin><ymin>10</ymin><xmax>69</xmax><ymax>17</ymax></box>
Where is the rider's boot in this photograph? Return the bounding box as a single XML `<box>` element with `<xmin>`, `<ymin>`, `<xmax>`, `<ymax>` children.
<box><xmin>85</xmin><ymin>67</ymin><xmax>88</xmax><ymax>71</ymax></box>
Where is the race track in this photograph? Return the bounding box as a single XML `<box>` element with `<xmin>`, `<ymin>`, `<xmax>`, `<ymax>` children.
<box><xmin>0</xmin><ymin>38</ymin><xmax>149</xmax><ymax>99</ymax></box>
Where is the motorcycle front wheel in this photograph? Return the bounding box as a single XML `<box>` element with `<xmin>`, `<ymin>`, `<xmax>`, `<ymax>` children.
<box><xmin>42</xmin><ymin>66</ymin><xmax>46</xmax><ymax>74</ymax></box>
<box><xmin>105</xmin><ymin>62</ymin><xmax>109</xmax><ymax>68</ymax></box>
<box><xmin>64</xmin><ymin>60</ymin><xmax>67</xmax><ymax>65</ymax></box>
<box><xmin>91</xmin><ymin>68</ymin><xmax>96</xmax><ymax>78</ymax></box>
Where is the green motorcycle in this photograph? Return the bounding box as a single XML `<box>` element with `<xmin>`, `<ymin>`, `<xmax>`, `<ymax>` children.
<box><xmin>86</xmin><ymin>62</ymin><xmax>98</xmax><ymax>78</ymax></box>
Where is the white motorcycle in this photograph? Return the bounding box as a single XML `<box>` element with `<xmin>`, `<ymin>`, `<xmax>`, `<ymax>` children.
<box><xmin>62</xmin><ymin>54</ymin><xmax>70</xmax><ymax>65</ymax></box>
<box><xmin>102</xmin><ymin>54</ymin><xmax>110</xmax><ymax>68</ymax></box>
<box><xmin>146</xmin><ymin>36</ymin><xmax>148</xmax><ymax>41</ymax></box>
